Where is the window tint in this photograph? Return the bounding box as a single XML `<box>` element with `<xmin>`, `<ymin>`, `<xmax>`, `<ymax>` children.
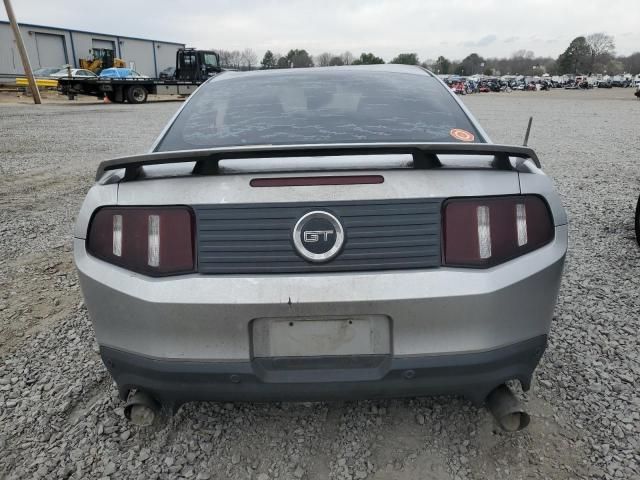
<box><xmin>157</xmin><ymin>69</ymin><xmax>482</xmax><ymax>151</ymax></box>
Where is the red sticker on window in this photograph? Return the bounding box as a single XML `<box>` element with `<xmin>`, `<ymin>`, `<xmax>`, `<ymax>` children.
<box><xmin>450</xmin><ymin>128</ymin><xmax>475</xmax><ymax>142</ymax></box>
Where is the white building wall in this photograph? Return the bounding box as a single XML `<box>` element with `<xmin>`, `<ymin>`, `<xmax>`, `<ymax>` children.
<box><xmin>0</xmin><ymin>25</ymin><xmax>18</xmax><ymax>73</ymax></box>
<box><xmin>154</xmin><ymin>42</ymin><xmax>182</xmax><ymax>73</ymax></box>
<box><xmin>0</xmin><ymin>23</ymin><xmax>72</xmax><ymax>74</ymax></box>
<box><xmin>119</xmin><ymin>38</ymin><xmax>155</xmax><ymax>76</ymax></box>
<box><xmin>0</xmin><ymin>22</ymin><xmax>184</xmax><ymax>78</ymax></box>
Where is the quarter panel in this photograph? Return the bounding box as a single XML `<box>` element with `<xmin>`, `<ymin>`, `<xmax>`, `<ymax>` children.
<box><xmin>518</xmin><ymin>168</ymin><xmax>568</xmax><ymax>226</ymax></box>
<box><xmin>73</xmin><ymin>184</ymin><xmax>118</xmax><ymax>239</ymax></box>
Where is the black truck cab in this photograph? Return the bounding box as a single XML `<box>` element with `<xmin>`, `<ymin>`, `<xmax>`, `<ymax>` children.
<box><xmin>175</xmin><ymin>49</ymin><xmax>221</xmax><ymax>82</ymax></box>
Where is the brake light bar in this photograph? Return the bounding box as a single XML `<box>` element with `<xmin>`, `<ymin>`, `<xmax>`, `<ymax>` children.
<box><xmin>250</xmin><ymin>175</ymin><xmax>384</xmax><ymax>187</ymax></box>
<box><xmin>87</xmin><ymin>207</ymin><xmax>195</xmax><ymax>276</ymax></box>
<box><xmin>443</xmin><ymin>196</ymin><xmax>554</xmax><ymax>267</ymax></box>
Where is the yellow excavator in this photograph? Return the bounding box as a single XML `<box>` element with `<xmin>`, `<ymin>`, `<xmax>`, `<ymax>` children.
<box><xmin>79</xmin><ymin>48</ymin><xmax>126</xmax><ymax>74</ymax></box>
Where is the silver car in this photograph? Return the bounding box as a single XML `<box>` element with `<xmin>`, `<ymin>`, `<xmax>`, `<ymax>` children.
<box><xmin>74</xmin><ymin>65</ymin><xmax>567</xmax><ymax>430</ymax></box>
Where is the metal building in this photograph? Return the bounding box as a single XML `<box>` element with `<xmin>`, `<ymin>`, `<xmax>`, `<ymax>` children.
<box><xmin>0</xmin><ymin>21</ymin><xmax>185</xmax><ymax>78</ymax></box>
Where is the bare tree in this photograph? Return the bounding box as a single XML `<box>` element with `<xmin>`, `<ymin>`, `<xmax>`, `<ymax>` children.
<box><xmin>228</xmin><ymin>50</ymin><xmax>241</xmax><ymax>69</ymax></box>
<box><xmin>241</xmin><ymin>48</ymin><xmax>258</xmax><ymax>70</ymax></box>
<box><xmin>586</xmin><ymin>33</ymin><xmax>616</xmax><ymax>72</ymax></box>
<box><xmin>586</xmin><ymin>33</ymin><xmax>615</xmax><ymax>57</ymax></box>
<box><xmin>316</xmin><ymin>52</ymin><xmax>332</xmax><ymax>67</ymax></box>
<box><xmin>216</xmin><ymin>49</ymin><xmax>231</xmax><ymax>68</ymax></box>
<box><xmin>341</xmin><ymin>51</ymin><xmax>354</xmax><ymax>65</ymax></box>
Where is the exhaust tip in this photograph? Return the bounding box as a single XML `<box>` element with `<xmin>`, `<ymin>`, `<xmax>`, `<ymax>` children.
<box><xmin>496</xmin><ymin>410</ymin><xmax>530</xmax><ymax>432</ymax></box>
<box><xmin>124</xmin><ymin>391</ymin><xmax>160</xmax><ymax>427</ymax></box>
<box><xmin>486</xmin><ymin>384</ymin><xmax>530</xmax><ymax>432</ymax></box>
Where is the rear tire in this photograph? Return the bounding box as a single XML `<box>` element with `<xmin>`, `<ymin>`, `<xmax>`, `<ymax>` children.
<box><xmin>127</xmin><ymin>86</ymin><xmax>148</xmax><ymax>104</ymax></box>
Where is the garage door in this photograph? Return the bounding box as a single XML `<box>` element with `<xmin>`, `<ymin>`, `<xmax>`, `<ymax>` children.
<box><xmin>35</xmin><ymin>33</ymin><xmax>67</xmax><ymax>68</ymax></box>
<box><xmin>92</xmin><ymin>39</ymin><xmax>116</xmax><ymax>52</ymax></box>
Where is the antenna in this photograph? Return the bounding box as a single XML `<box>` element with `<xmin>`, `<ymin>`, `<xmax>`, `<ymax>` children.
<box><xmin>523</xmin><ymin>117</ymin><xmax>533</xmax><ymax>146</ymax></box>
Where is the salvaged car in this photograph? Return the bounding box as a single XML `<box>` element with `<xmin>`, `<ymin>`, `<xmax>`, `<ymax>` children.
<box><xmin>449</xmin><ymin>80</ymin><xmax>466</xmax><ymax>95</ymax></box>
<box><xmin>74</xmin><ymin>65</ymin><xmax>568</xmax><ymax>430</ymax></box>
<box><xmin>49</xmin><ymin>68</ymin><xmax>98</xmax><ymax>79</ymax></box>
<box><xmin>99</xmin><ymin>68</ymin><xmax>148</xmax><ymax>79</ymax></box>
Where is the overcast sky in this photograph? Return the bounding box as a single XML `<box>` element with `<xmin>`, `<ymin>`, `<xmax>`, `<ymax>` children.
<box><xmin>3</xmin><ymin>0</ymin><xmax>639</xmax><ymax>61</ymax></box>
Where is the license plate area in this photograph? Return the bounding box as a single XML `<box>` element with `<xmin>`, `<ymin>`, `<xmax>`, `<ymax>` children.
<box><xmin>252</xmin><ymin>315</ymin><xmax>391</xmax><ymax>358</ymax></box>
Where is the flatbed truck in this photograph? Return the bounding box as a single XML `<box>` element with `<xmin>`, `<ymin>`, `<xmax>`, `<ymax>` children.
<box><xmin>57</xmin><ymin>48</ymin><xmax>221</xmax><ymax>104</ymax></box>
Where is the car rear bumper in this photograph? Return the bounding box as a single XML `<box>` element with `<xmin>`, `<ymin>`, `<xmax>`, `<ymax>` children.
<box><xmin>102</xmin><ymin>335</ymin><xmax>547</xmax><ymax>407</ymax></box>
<box><xmin>74</xmin><ymin>224</ymin><xmax>567</xmax><ymax>362</ymax></box>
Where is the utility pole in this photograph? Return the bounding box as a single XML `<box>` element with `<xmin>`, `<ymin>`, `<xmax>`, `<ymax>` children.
<box><xmin>3</xmin><ymin>0</ymin><xmax>41</xmax><ymax>104</ymax></box>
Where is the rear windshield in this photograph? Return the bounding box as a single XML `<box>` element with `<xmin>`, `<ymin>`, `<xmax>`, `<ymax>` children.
<box><xmin>156</xmin><ymin>69</ymin><xmax>483</xmax><ymax>151</ymax></box>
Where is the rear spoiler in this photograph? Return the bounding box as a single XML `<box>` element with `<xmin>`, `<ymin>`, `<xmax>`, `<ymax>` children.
<box><xmin>95</xmin><ymin>142</ymin><xmax>541</xmax><ymax>181</ymax></box>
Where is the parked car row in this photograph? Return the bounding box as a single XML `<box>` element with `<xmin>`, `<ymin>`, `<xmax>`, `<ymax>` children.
<box><xmin>445</xmin><ymin>77</ymin><xmax>552</xmax><ymax>94</ymax></box>
<box><xmin>445</xmin><ymin>74</ymin><xmax>640</xmax><ymax>95</ymax></box>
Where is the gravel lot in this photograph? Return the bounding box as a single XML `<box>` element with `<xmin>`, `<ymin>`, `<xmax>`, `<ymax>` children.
<box><xmin>1</xmin><ymin>88</ymin><xmax>639</xmax><ymax>480</ymax></box>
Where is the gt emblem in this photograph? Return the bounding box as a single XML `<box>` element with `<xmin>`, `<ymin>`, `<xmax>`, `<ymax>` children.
<box><xmin>293</xmin><ymin>211</ymin><xmax>345</xmax><ymax>263</ymax></box>
<box><xmin>303</xmin><ymin>230</ymin><xmax>334</xmax><ymax>243</ymax></box>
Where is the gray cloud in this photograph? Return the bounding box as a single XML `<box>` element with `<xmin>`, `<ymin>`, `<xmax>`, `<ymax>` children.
<box><xmin>462</xmin><ymin>34</ymin><xmax>498</xmax><ymax>48</ymax></box>
<box><xmin>2</xmin><ymin>0</ymin><xmax>640</xmax><ymax>59</ymax></box>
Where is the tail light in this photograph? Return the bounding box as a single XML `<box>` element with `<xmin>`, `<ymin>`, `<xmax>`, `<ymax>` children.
<box><xmin>443</xmin><ymin>196</ymin><xmax>553</xmax><ymax>267</ymax></box>
<box><xmin>87</xmin><ymin>207</ymin><xmax>195</xmax><ymax>276</ymax></box>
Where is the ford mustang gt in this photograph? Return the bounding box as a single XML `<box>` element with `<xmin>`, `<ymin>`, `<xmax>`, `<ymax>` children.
<box><xmin>74</xmin><ymin>64</ymin><xmax>567</xmax><ymax>429</ymax></box>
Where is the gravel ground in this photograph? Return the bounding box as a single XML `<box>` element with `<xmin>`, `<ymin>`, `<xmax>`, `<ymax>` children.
<box><xmin>0</xmin><ymin>89</ymin><xmax>639</xmax><ymax>480</ymax></box>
